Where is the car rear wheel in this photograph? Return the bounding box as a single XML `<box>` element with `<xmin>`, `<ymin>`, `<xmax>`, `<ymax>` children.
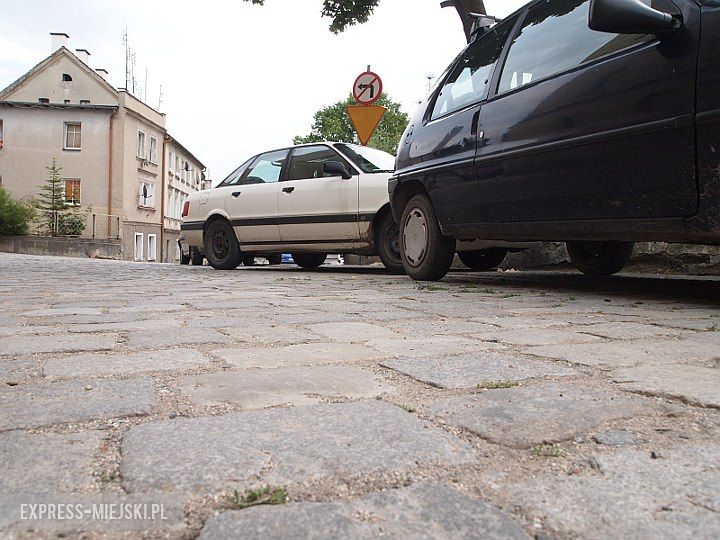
<box><xmin>180</xmin><ymin>252</ymin><xmax>190</xmax><ymax>265</ymax></box>
<box><xmin>266</xmin><ymin>254</ymin><xmax>283</xmax><ymax>265</ymax></box>
<box><xmin>242</xmin><ymin>254</ymin><xmax>256</xmax><ymax>266</ymax></box>
<box><xmin>458</xmin><ymin>248</ymin><xmax>507</xmax><ymax>271</ymax></box>
<box><xmin>376</xmin><ymin>212</ymin><xmax>405</xmax><ymax>275</ymax></box>
<box><xmin>566</xmin><ymin>241</ymin><xmax>634</xmax><ymax>276</ymax></box>
<box><xmin>204</xmin><ymin>220</ymin><xmax>242</xmax><ymax>270</ymax></box>
<box><xmin>292</xmin><ymin>253</ymin><xmax>327</xmax><ymax>270</ymax></box>
<box><xmin>400</xmin><ymin>193</ymin><xmax>456</xmax><ymax>281</ymax></box>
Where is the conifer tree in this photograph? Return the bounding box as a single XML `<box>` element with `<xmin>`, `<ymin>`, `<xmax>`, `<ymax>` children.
<box><xmin>35</xmin><ymin>158</ymin><xmax>67</xmax><ymax>236</ymax></box>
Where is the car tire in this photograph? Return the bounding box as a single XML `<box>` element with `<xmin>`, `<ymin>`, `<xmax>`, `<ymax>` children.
<box><xmin>267</xmin><ymin>254</ymin><xmax>283</xmax><ymax>265</ymax></box>
<box><xmin>190</xmin><ymin>248</ymin><xmax>204</xmax><ymax>266</ymax></box>
<box><xmin>376</xmin><ymin>211</ymin><xmax>405</xmax><ymax>275</ymax></box>
<box><xmin>292</xmin><ymin>253</ymin><xmax>327</xmax><ymax>270</ymax></box>
<box><xmin>458</xmin><ymin>248</ymin><xmax>507</xmax><ymax>271</ymax></box>
<box><xmin>203</xmin><ymin>220</ymin><xmax>242</xmax><ymax>270</ymax></box>
<box><xmin>400</xmin><ymin>193</ymin><xmax>456</xmax><ymax>281</ymax></box>
<box><xmin>242</xmin><ymin>254</ymin><xmax>256</xmax><ymax>267</ymax></box>
<box><xmin>566</xmin><ymin>241</ymin><xmax>634</xmax><ymax>276</ymax></box>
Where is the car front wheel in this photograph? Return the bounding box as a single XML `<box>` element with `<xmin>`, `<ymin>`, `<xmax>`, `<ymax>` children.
<box><xmin>400</xmin><ymin>193</ymin><xmax>456</xmax><ymax>281</ymax></box>
<box><xmin>204</xmin><ymin>220</ymin><xmax>242</xmax><ymax>270</ymax></box>
<box><xmin>458</xmin><ymin>248</ymin><xmax>507</xmax><ymax>271</ymax></box>
<box><xmin>566</xmin><ymin>241</ymin><xmax>634</xmax><ymax>276</ymax></box>
<box><xmin>292</xmin><ymin>253</ymin><xmax>327</xmax><ymax>270</ymax></box>
<box><xmin>376</xmin><ymin>212</ymin><xmax>405</xmax><ymax>275</ymax></box>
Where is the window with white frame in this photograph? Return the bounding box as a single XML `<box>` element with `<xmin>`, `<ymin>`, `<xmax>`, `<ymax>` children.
<box><xmin>134</xmin><ymin>233</ymin><xmax>144</xmax><ymax>261</ymax></box>
<box><xmin>147</xmin><ymin>234</ymin><xmax>157</xmax><ymax>261</ymax></box>
<box><xmin>64</xmin><ymin>122</ymin><xmax>82</xmax><ymax>150</ymax></box>
<box><xmin>149</xmin><ymin>136</ymin><xmax>158</xmax><ymax>164</ymax></box>
<box><xmin>138</xmin><ymin>179</ymin><xmax>155</xmax><ymax>208</ymax></box>
<box><xmin>175</xmin><ymin>156</ymin><xmax>180</xmax><ymax>174</ymax></box>
<box><xmin>169</xmin><ymin>149</ymin><xmax>175</xmax><ymax>173</ymax></box>
<box><xmin>137</xmin><ymin>130</ymin><xmax>146</xmax><ymax>159</ymax></box>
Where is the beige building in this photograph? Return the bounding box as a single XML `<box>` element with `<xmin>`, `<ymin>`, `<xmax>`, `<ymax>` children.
<box><xmin>0</xmin><ymin>33</ymin><xmax>205</xmax><ymax>262</ymax></box>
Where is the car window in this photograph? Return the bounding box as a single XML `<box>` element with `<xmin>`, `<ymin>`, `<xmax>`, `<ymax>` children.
<box><xmin>430</xmin><ymin>19</ymin><xmax>517</xmax><ymax>121</ymax></box>
<box><xmin>240</xmin><ymin>149</ymin><xmax>288</xmax><ymax>185</ymax></box>
<box><xmin>498</xmin><ymin>0</ymin><xmax>651</xmax><ymax>94</ymax></box>
<box><xmin>287</xmin><ymin>145</ymin><xmax>352</xmax><ymax>181</ymax></box>
<box><xmin>219</xmin><ymin>157</ymin><xmax>255</xmax><ymax>187</ymax></box>
<box><xmin>335</xmin><ymin>143</ymin><xmax>395</xmax><ymax>174</ymax></box>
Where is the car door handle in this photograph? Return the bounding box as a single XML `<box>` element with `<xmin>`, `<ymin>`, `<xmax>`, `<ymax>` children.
<box><xmin>282</xmin><ymin>187</ymin><xmax>295</xmax><ymax>194</ymax></box>
<box><xmin>231</xmin><ymin>191</ymin><xmax>242</xmax><ymax>198</ymax></box>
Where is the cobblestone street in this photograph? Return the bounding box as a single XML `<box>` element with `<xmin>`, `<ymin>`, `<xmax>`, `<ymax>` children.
<box><xmin>1</xmin><ymin>252</ymin><xmax>719</xmax><ymax>538</ymax></box>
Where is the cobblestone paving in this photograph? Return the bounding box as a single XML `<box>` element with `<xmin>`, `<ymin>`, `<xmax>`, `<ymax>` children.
<box><xmin>0</xmin><ymin>252</ymin><xmax>719</xmax><ymax>538</ymax></box>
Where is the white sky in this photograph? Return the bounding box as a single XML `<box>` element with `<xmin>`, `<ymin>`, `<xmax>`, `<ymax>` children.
<box><xmin>1</xmin><ymin>0</ymin><xmax>527</xmax><ymax>180</ymax></box>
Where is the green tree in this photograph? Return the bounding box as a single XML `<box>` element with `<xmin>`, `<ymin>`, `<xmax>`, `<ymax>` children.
<box><xmin>243</xmin><ymin>0</ymin><xmax>485</xmax><ymax>35</ymax></box>
<box><xmin>35</xmin><ymin>158</ymin><xmax>68</xmax><ymax>236</ymax></box>
<box><xmin>0</xmin><ymin>187</ymin><xmax>35</xmax><ymax>236</ymax></box>
<box><xmin>293</xmin><ymin>93</ymin><xmax>409</xmax><ymax>155</ymax></box>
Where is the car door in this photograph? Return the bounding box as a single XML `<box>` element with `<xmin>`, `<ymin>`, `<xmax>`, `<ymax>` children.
<box><xmin>277</xmin><ymin>145</ymin><xmax>360</xmax><ymax>243</ymax></box>
<box><xmin>398</xmin><ymin>18</ymin><xmax>519</xmax><ymax>230</ymax></box>
<box><xmin>474</xmin><ymin>0</ymin><xmax>699</xmax><ymax>223</ymax></box>
<box><xmin>224</xmin><ymin>149</ymin><xmax>287</xmax><ymax>244</ymax></box>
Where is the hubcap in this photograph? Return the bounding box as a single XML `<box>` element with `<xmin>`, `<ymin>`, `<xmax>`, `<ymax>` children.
<box><xmin>403</xmin><ymin>207</ymin><xmax>428</xmax><ymax>267</ymax></box>
<box><xmin>212</xmin><ymin>230</ymin><xmax>230</xmax><ymax>260</ymax></box>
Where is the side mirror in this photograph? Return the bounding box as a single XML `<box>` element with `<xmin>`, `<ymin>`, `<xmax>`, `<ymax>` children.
<box><xmin>323</xmin><ymin>161</ymin><xmax>352</xmax><ymax>180</ymax></box>
<box><xmin>588</xmin><ymin>0</ymin><xmax>681</xmax><ymax>35</ymax></box>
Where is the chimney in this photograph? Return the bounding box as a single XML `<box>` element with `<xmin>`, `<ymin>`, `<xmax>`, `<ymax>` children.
<box><xmin>50</xmin><ymin>32</ymin><xmax>69</xmax><ymax>53</ymax></box>
<box><xmin>75</xmin><ymin>48</ymin><xmax>91</xmax><ymax>65</ymax></box>
<box><xmin>95</xmin><ymin>68</ymin><xmax>109</xmax><ymax>80</ymax></box>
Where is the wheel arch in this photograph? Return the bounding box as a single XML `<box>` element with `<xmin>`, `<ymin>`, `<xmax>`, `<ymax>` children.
<box><xmin>202</xmin><ymin>213</ymin><xmax>237</xmax><ymax>252</ymax></box>
<box><xmin>390</xmin><ymin>179</ymin><xmax>430</xmax><ymax>223</ymax></box>
<box><xmin>370</xmin><ymin>203</ymin><xmax>394</xmax><ymax>247</ymax></box>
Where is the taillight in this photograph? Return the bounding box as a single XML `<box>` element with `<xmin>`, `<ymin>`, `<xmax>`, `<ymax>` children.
<box><xmin>182</xmin><ymin>201</ymin><xmax>190</xmax><ymax>218</ymax></box>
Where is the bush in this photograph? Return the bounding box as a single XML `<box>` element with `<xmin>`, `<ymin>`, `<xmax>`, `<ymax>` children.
<box><xmin>58</xmin><ymin>211</ymin><xmax>87</xmax><ymax>236</ymax></box>
<box><xmin>0</xmin><ymin>187</ymin><xmax>35</xmax><ymax>236</ymax></box>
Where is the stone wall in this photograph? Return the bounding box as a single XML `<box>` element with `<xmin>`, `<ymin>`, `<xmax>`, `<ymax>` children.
<box><xmin>0</xmin><ymin>236</ymin><xmax>123</xmax><ymax>260</ymax></box>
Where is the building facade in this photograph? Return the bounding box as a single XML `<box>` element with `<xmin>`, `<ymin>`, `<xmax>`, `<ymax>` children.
<box><xmin>0</xmin><ymin>33</ymin><xmax>205</xmax><ymax>262</ymax></box>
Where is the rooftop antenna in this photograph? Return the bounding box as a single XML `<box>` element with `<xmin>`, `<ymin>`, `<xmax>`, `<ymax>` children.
<box><xmin>426</xmin><ymin>73</ymin><xmax>435</xmax><ymax>94</ymax></box>
<box><xmin>144</xmin><ymin>67</ymin><xmax>149</xmax><ymax>102</ymax></box>
<box><xmin>158</xmin><ymin>84</ymin><xmax>164</xmax><ymax>111</ymax></box>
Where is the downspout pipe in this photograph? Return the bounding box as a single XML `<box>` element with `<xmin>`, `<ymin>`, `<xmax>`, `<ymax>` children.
<box><xmin>107</xmin><ymin>108</ymin><xmax>117</xmax><ymax>236</ymax></box>
<box><xmin>160</xmin><ymin>135</ymin><xmax>171</xmax><ymax>262</ymax></box>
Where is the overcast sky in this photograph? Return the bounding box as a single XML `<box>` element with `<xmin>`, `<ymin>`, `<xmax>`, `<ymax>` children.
<box><xmin>1</xmin><ymin>0</ymin><xmax>527</xmax><ymax>180</ymax></box>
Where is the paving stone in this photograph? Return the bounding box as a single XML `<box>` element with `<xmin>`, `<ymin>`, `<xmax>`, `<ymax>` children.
<box><xmin>0</xmin><ymin>333</ymin><xmax>119</xmax><ymax>356</ymax></box>
<box><xmin>387</xmin><ymin>318</ymin><xmax>501</xmax><ymax>336</ymax></box>
<box><xmin>503</xmin><ymin>444</ymin><xmax>720</xmax><ymax>539</ymax></box>
<box><xmin>27</xmin><ymin>312</ymin><xmax>147</xmax><ymax>326</ymax></box>
<box><xmin>0</xmin><ymin>359</ymin><xmax>35</xmax><ymax>383</ymax></box>
<box><xmin>430</xmin><ymin>383</ymin><xmax>649</xmax><ymax>448</ymax></box>
<box><xmin>0</xmin><ymin>430</ymin><xmax>102</xmax><ymax>493</ymax></box>
<box><xmin>121</xmin><ymin>401</ymin><xmax>475</xmax><ymax>493</ymax></box>
<box><xmin>43</xmin><ymin>348</ymin><xmax>211</xmax><ymax>379</ymax></box>
<box><xmin>613</xmin><ymin>364</ymin><xmax>720</xmax><ymax>408</ymax></box>
<box><xmin>472</xmin><ymin>328</ymin><xmax>602</xmax><ymax>346</ymax></box>
<box><xmin>221</xmin><ymin>325</ymin><xmax>321</xmax><ymax>346</ymax></box>
<box><xmin>68</xmin><ymin>318</ymin><xmax>183</xmax><ymax>334</ymax></box>
<box><xmin>126</xmin><ymin>327</ymin><xmax>230</xmax><ymax>349</ymax></box>
<box><xmin>306</xmin><ymin>321</ymin><xmax>400</xmax><ymax>342</ymax></box>
<box><xmin>381</xmin><ymin>353</ymin><xmax>574</xmax><ymax>389</ymax></box>
<box><xmin>180</xmin><ymin>366</ymin><xmax>386</xmax><ymax>410</ymax></box>
<box><xmin>524</xmin><ymin>340</ymin><xmax>716</xmax><ymax>369</ymax></box>
<box><xmin>576</xmin><ymin>321</ymin><xmax>686</xmax><ymax>340</ymax></box>
<box><xmin>366</xmin><ymin>336</ymin><xmax>503</xmax><ymax>358</ymax></box>
<box><xmin>593</xmin><ymin>430</ymin><xmax>639</xmax><ymax>446</ymax></box>
<box><xmin>0</xmin><ymin>377</ymin><xmax>156</xmax><ymax>430</ymax></box>
<box><xmin>0</xmin><ymin>325</ymin><xmax>62</xmax><ymax>337</ymax></box>
<box><xmin>213</xmin><ymin>342</ymin><xmax>387</xmax><ymax>369</ymax></box>
<box><xmin>24</xmin><ymin>307</ymin><xmax>104</xmax><ymax>317</ymax></box>
<box><xmin>199</xmin><ymin>483</ymin><xmax>529</xmax><ymax>540</ymax></box>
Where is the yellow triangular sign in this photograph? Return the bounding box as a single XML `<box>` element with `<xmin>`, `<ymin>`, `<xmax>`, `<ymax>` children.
<box><xmin>346</xmin><ymin>105</ymin><xmax>387</xmax><ymax>146</ymax></box>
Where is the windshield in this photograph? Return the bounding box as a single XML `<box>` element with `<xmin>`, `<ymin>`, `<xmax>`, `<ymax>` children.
<box><xmin>335</xmin><ymin>143</ymin><xmax>395</xmax><ymax>174</ymax></box>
